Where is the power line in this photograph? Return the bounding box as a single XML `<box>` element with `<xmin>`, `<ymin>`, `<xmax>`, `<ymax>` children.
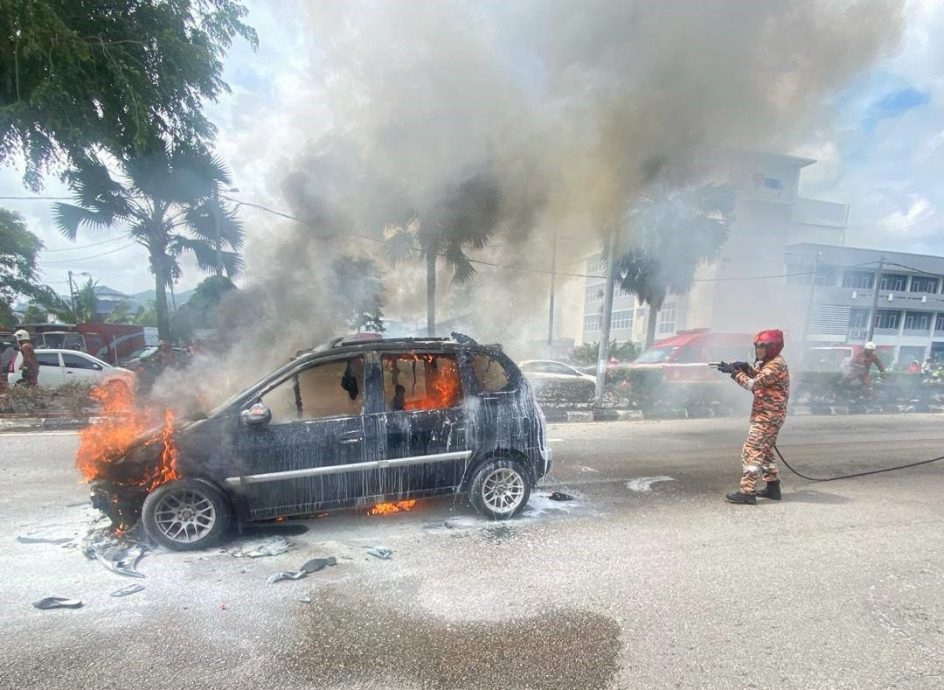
<box><xmin>0</xmin><ymin>195</ymin><xmax>72</xmax><ymax>200</ymax></box>
<box><xmin>39</xmin><ymin>242</ymin><xmax>138</xmax><ymax>265</ymax></box>
<box><xmin>42</xmin><ymin>236</ymin><xmax>128</xmax><ymax>252</ymax></box>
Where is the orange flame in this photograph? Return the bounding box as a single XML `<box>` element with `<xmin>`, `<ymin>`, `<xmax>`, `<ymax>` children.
<box><xmin>368</xmin><ymin>500</ymin><xmax>417</xmax><ymax>516</ymax></box>
<box><xmin>388</xmin><ymin>353</ymin><xmax>462</xmax><ymax>411</ymax></box>
<box><xmin>76</xmin><ymin>381</ymin><xmax>179</xmax><ymax>490</ymax></box>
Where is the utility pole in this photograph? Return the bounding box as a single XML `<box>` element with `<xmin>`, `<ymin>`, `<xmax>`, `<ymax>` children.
<box><xmin>802</xmin><ymin>251</ymin><xmax>822</xmax><ymax>348</ymax></box>
<box><xmin>67</xmin><ymin>270</ymin><xmax>77</xmax><ymax>322</ymax></box>
<box><xmin>547</xmin><ymin>231</ymin><xmax>557</xmax><ymax>347</ymax></box>
<box><xmin>866</xmin><ymin>255</ymin><xmax>885</xmax><ymax>342</ymax></box>
<box><xmin>594</xmin><ymin>230</ymin><xmax>618</xmax><ymax>406</ymax></box>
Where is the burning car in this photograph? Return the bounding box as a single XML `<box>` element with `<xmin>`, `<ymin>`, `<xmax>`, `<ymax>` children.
<box><xmin>82</xmin><ymin>333</ymin><xmax>550</xmax><ymax>550</ymax></box>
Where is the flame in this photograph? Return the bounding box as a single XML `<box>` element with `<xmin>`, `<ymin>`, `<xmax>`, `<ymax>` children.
<box><xmin>388</xmin><ymin>353</ymin><xmax>462</xmax><ymax>411</ymax></box>
<box><xmin>76</xmin><ymin>381</ymin><xmax>179</xmax><ymax>490</ymax></box>
<box><xmin>368</xmin><ymin>500</ymin><xmax>417</xmax><ymax>516</ymax></box>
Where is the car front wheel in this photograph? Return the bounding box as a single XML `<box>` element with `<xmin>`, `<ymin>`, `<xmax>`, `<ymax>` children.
<box><xmin>469</xmin><ymin>459</ymin><xmax>532</xmax><ymax>520</ymax></box>
<box><xmin>142</xmin><ymin>479</ymin><xmax>231</xmax><ymax>551</ymax></box>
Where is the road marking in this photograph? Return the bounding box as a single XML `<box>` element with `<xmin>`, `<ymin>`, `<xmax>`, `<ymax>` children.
<box><xmin>626</xmin><ymin>476</ymin><xmax>675</xmax><ymax>493</ymax></box>
<box><xmin>548</xmin><ymin>438</ymin><xmax>565</xmax><ymax>443</ymax></box>
<box><xmin>0</xmin><ymin>430</ymin><xmax>78</xmax><ymax>438</ymax></box>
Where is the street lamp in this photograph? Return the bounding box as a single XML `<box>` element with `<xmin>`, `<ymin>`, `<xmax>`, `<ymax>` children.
<box><xmin>67</xmin><ymin>271</ymin><xmax>91</xmax><ymax>323</ymax></box>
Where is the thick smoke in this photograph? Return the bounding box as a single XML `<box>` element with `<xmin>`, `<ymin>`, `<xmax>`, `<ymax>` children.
<box><xmin>171</xmin><ymin>0</ymin><xmax>905</xmax><ymax>409</ymax></box>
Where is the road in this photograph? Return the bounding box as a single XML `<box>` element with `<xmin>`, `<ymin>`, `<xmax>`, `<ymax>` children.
<box><xmin>0</xmin><ymin>414</ymin><xmax>942</xmax><ymax>690</ymax></box>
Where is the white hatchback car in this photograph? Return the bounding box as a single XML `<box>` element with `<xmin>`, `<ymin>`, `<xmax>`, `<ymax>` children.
<box><xmin>8</xmin><ymin>348</ymin><xmax>136</xmax><ymax>390</ymax></box>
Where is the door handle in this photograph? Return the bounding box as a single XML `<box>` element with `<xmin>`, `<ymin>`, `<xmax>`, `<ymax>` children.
<box><xmin>66</xmin><ymin>371</ymin><xmax>74</xmax><ymax>375</ymax></box>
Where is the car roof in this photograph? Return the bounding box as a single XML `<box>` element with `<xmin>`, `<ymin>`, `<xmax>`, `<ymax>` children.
<box><xmin>295</xmin><ymin>333</ymin><xmax>499</xmax><ymax>361</ymax></box>
<box><xmin>34</xmin><ymin>348</ymin><xmax>110</xmax><ymax>364</ymax></box>
<box><xmin>648</xmin><ymin>330</ymin><xmax>753</xmax><ymax>349</ymax></box>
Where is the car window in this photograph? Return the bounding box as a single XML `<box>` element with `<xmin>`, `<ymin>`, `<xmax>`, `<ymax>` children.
<box><xmin>36</xmin><ymin>353</ymin><xmax>60</xmax><ymax>367</ymax></box>
<box><xmin>62</xmin><ymin>353</ymin><xmax>101</xmax><ymax>370</ymax></box>
<box><xmin>382</xmin><ymin>353</ymin><xmax>461</xmax><ymax>411</ymax></box>
<box><xmin>263</xmin><ymin>357</ymin><xmax>365</xmax><ymax>423</ymax></box>
<box><xmin>472</xmin><ymin>354</ymin><xmax>510</xmax><ymax>392</ymax></box>
<box><xmin>541</xmin><ymin>362</ymin><xmax>575</xmax><ymax>375</ymax></box>
<box><xmin>634</xmin><ymin>346</ymin><xmax>678</xmax><ymax>364</ymax></box>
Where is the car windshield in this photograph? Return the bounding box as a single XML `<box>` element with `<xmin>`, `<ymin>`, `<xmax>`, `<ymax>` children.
<box><xmin>634</xmin><ymin>346</ymin><xmax>679</xmax><ymax>364</ymax></box>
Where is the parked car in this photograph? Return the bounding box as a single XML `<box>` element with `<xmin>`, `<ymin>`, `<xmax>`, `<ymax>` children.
<box><xmin>519</xmin><ymin>359</ymin><xmax>597</xmax><ymax>405</ymax></box>
<box><xmin>88</xmin><ymin>333</ymin><xmax>551</xmax><ymax>550</ymax></box>
<box><xmin>8</xmin><ymin>348</ymin><xmax>136</xmax><ymax>390</ymax></box>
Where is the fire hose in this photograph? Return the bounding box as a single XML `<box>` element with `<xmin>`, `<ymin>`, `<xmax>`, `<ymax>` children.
<box><xmin>707</xmin><ymin>361</ymin><xmax>944</xmax><ymax>482</ymax></box>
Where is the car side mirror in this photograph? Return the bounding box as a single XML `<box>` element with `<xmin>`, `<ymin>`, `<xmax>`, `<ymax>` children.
<box><xmin>240</xmin><ymin>402</ymin><xmax>272</xmax><ymax>427</ymax></box>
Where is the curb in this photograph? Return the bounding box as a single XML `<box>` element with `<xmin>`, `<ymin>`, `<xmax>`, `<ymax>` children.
<box><xmin>0</xmin><ymin>417</ymin><xmax>93</xmax><ymax>432</ymax></box>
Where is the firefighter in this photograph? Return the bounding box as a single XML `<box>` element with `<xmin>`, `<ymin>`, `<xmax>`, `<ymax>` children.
<box><xmin>15</xmin><ymin>330</ymin><xmax>39</xmax><ymax>388</ymax></box>
<box><xmin>844</xmin><ymin>341</ymin><xmax>885</xmax><ymax>389</ymax></box>
<box><xmin>719</xmin><ymin>329</ymin><xmax>790</xmax><ymax>505</ymax></box>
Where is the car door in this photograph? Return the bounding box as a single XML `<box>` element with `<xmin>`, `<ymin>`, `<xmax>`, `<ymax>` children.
<box><xmin>35</xmin><ymin>352</ymin><xmax>64</xmax><ymax>387</ymax></box>
<box><xmin>368</xmin><ymin>351</ymin><xmax>471</xmax><ymax>496</ymax></box>
<box><xmin>228</xmin><ymin>356</ymin><xmax>368</xmax><ymax>520</ymax></box>
<box><xmin>61</xmin><ymin>352</ymin><xmax>105</xmax><ymax>385</ymax></box>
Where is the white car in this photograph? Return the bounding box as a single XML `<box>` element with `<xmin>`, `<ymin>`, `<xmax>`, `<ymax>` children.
<box><xmin>8</xmin><ymin>348</ymin><xmax>136</xmax><ymax>390</ymax></box>
<box><xmin>518</xmin><ymin>359</ymin><xmax>598</xmax><ymax>404</ymax></box>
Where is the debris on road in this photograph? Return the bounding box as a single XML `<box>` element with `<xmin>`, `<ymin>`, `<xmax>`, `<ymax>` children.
<box><xmin>299</xmin><ymin>596</ymin><xmax>312</xmax><ymax>604</ymax></box>
<box><xmin>17</xmin><ymin>535</ymin><xmax>73</xmax><ymax>545</ymax></box>
<box><xmin>82</xmin><ymin>527</ymin><xmax>149</xmax><ymax>578</ymax></box>
<box><xmin>548</xmin><ymin>491</ymin><xmax>575</xmax><ymax>501</ymax></box>
<box><xmin>33</xmin><ymin>597</ymin><xmax>83</xmax><ymax>610</ymax></box>
<box><xmin>267</xmin><ymin>556</ymin><xmax>337</xmax><ymax>583</ymax></box>
<box><xmin>230</xmin><ymin>536</ymin><xmax>292</xmax><ymax>559</ymax></box>
<box><xmin>110</xmin><ymin>584</ymin><xmax>145</xmax><ymax>598</ymax></box>
<box><xmin>366</xmin><ymin>547</ymin><xmax>392</xmax><ymax>560</ymax></box>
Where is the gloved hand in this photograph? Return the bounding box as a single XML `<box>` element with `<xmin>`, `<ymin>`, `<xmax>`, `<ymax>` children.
<box><xmin>716</xmin><ymin>361</ymin><xmax>735</xmax><ymax>374</ymax></box>
<box><xmin>731</xmin><ymin>361</ymin><xmax>751</xmax><ymax>374</ymax></box>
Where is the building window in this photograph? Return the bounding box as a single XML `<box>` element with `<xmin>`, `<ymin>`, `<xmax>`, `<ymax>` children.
<box><xmin>873</xmin><ymin>310</ymin><xmax>900</xmax><ymax>330</ymax></box>
<box><xmin>936</xmin><ymin>314</ymin><xmax>944</xmax><ymax>332</ymax></box>
<box><xmin>879</xmin><ymin>274</ymin><xmax>908</xmax><ymax>292</ymax></box>
<box><xmin>614</xmin><ymin>284</ymin><xmax>632</xmax><ymax>299</ymax></box>
<box><xmin>586</xmin><ymin>254</ymin><xmax>607</xmax><ymax>275</ymax></box>
<box><xmin>842</xmin><ymin>270</ymin><xmax>874</xmax><ymax>290</ymax></box>
<box><xmin>584</xmin><ymin>313</ymin><xmax>601</xmax><ymax>333</ymax></box>
<box><xmin>657</xmin><ymin>304</ymin><xmax>676</xmax><ymax>335</ymax></box>
<box><xmin>848</xmin><ymin>309</ymin><xmax>869</xmax><ymax>329</ymax></box>
<box><xmin>611</xmin><ymin>310</ymin><xmax>633</xmax><ymax>330</ymax></box>
<box><xmin>910</xmin><ymin>276</ymin><xmax>940</xmax><ymax>294</ymax></box>
<box><xmin>585</xmin><ymin>285</ymin><xmax>604</xmax><ymax>303</ymax></box>
<box><xmin>904</xmin><ymin>312</ymin><xmax>931</xmax><ymax>332</ymax></box>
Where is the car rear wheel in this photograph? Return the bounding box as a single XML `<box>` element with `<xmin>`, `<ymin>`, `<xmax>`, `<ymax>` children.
<box><xmin>142</xmin><ymin>479</ymin><xmax>230</xmax><ymax>551</ymax></box>
<box><xmin>469</xmin><ymin>459</ymin><xmax>531</xmax><ymax>520</ymax></box>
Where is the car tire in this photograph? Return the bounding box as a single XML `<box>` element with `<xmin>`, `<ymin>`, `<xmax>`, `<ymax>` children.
<box><xmin>469</xmin><ymin>458</ymin><xmax>532</xmax><ymax>520</ymax></box>
<box><xmin>142</xmin><ymin>479</ymin><xmax>231</xmax><ymax>551</ymax></box>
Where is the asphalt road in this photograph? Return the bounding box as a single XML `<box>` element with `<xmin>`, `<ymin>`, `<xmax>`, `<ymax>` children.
<box><xmin>0</xmin><ymin>415</ymin><xmax>942</xmax><ymax>690</ymax></box>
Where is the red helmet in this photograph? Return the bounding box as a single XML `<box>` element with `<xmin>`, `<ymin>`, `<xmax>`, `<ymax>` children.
<box><xmin>753</xmin><ymin>329</ymin><xmax>784</xmax><ymax>359</ymax></box>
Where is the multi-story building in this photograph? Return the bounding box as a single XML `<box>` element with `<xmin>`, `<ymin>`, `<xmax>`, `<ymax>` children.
<box><xmin>784</xmin><ymin>243</ymin><xmax>944</xmax><ymax>367</ymax></box>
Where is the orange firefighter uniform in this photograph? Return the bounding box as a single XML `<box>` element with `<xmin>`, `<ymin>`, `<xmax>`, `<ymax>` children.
<box><xmin>727</xmin><ymin>330</ymin><xmax>790</xmax><ymax>503</ymax></box>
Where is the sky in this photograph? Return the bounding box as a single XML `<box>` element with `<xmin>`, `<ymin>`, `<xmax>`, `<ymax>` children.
<box><xmin>0</xmin><ymin>0</ymin><xmax>942</xmax><ymax>298</ymax></box>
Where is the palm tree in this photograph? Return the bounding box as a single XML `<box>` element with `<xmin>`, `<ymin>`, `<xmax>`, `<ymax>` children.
<box><xmin>615</xmin><ymin>183</ymin><xmax>735</xmax><ymax>348</ymax></box>
<box><xmin>53</xmin><ymin>146</ymin><xmax>244</xmax><ymax>340</ymax></box>
<box><xmin>385</xmin><ymin>171</ymin><xmax>501</xmax><ymax>336</ymax></box>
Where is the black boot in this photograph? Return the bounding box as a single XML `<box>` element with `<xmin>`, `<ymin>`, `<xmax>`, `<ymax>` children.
<box><xmin>725</xmin><ymin>491</ymin><xmax>756</xmax><ymax>505</ymax></box>
<box><xmin>757</xmin><ymin>480</ymin><xmax>781</xmax><ymax>500</ymax></box>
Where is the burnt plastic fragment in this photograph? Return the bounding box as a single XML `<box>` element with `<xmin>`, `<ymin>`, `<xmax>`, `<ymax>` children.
<box><xmin>548</xmin><ymin>491</ymin><xmax>574</xmax><ymax>502</ymax></box>
<box><xmin>33</xmin><ymin>597</ymin><xmax>83</xmax><ymax>610</ymax></box>
<box><xmin>111</xmin><ymin>584</ymin><xmax>145</xmax><ymax>597</ymax></box>
<box><xmin>366</xmin><ymin>547</ymin><xmax>392</xmax><ymax>560</ymax></box>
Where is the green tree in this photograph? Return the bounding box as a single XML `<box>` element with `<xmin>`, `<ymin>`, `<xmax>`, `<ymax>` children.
<box><xmin>570</xmin><ymin>340</ymin><xmax>640</xmax><ymax>366</ymax></box>
<box><xmin>132</xmin><ymin>301</ymin><xmax>158</xmax><ymax>327</ymax></box>
<box><xmin>53</xmin><ymin>146</ymin><xmax>244</xmax><ymax>340</ymax></box>
<box><xmin>185</xmin><ymin>274</ymin><xmax>235</xmax><ymax>328</ymax></box>
<box><xmin>0</xmin><ymin>207</ymin><xmax>43</xmax><ymax>327</ymax></box>
<box><xmin>386</xmin><ymin>171</ymin><xmax>502</xmax><ymax>336</ymax></box>
<box><xmin>332</xmin><ymin>256</ymin><xmax>385</xmax><ymax>333</ymax></box>
<box><xmin>0</xmin><ymin>0</ymin><xmax>257</xmax><ymax>189</ymax></box>
<box><xmin>105</xmin><ymin>300</ymin><xmax>136</xmax><ymax>324</ymax></box>
<box><xmin>615</xmin><ymin>184</ymin><xmax>735</xmax><ymax>348</ymax></box>
<box><xmin>20</xmin><ymin>303</ymin><xmax>46</xmax><ymax>323</ymax></box>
